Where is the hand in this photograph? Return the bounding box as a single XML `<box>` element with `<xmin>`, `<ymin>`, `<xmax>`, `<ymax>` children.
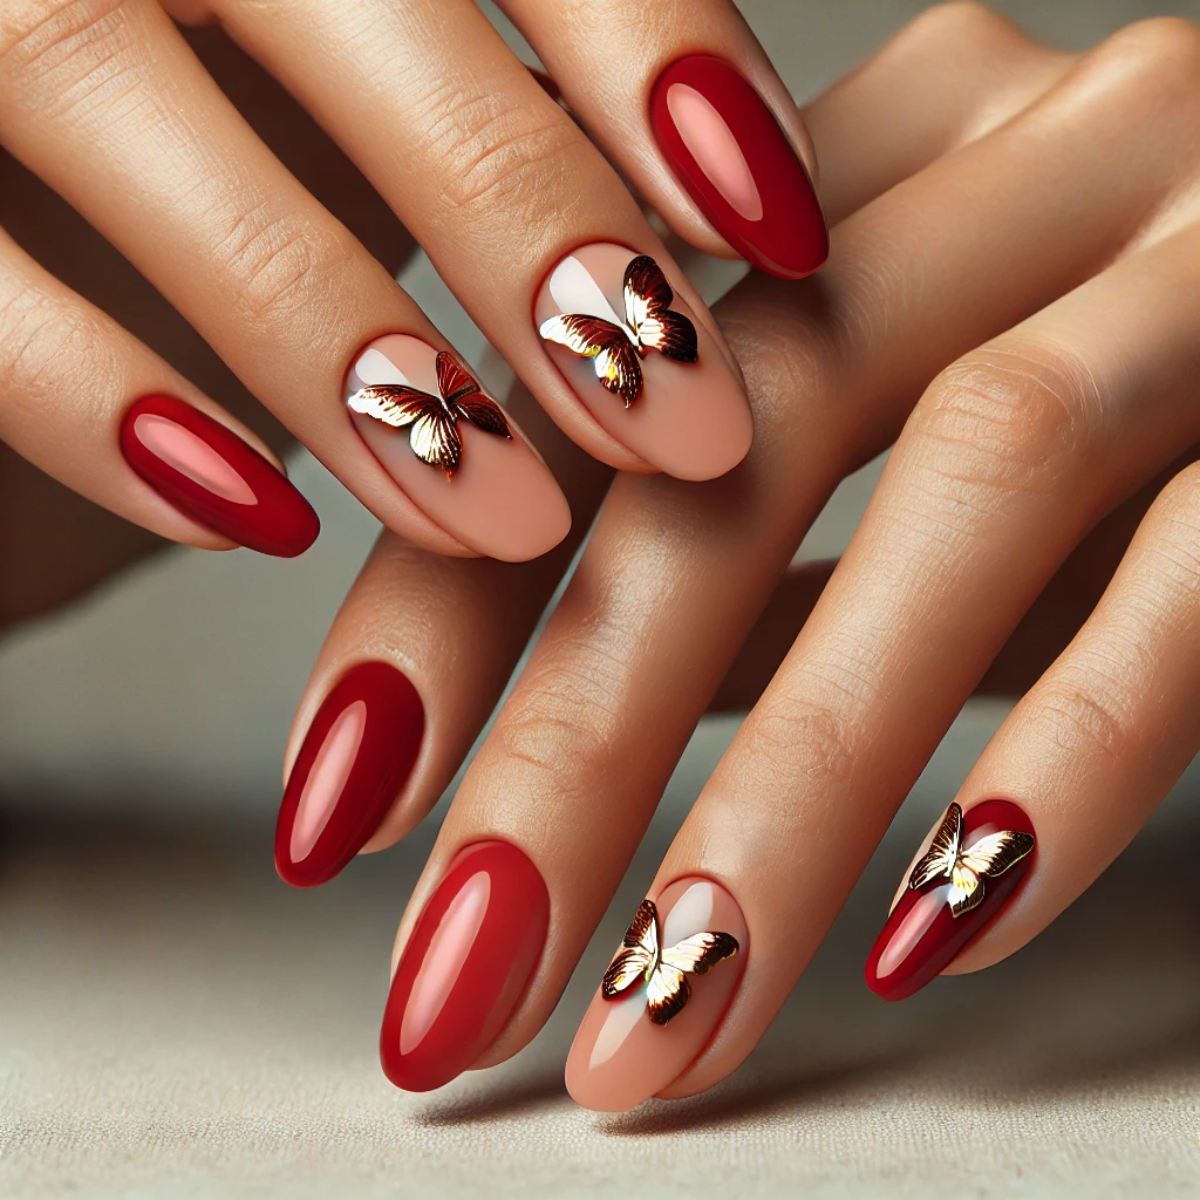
<box><xmin>0</xmin><ymin>0</ymin><xmax>825</xmax><ymax>567</ymax></box>
<box><xmin>271</xmin><ymin>4</ymin><xmax>1200</xmax><ymax>1106</ymax></box>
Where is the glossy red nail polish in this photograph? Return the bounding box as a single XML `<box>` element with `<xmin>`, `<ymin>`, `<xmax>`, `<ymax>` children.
<box><xmin>119</xmin><ymin>394</ymin><xmax>318</xmax><ymax>557</ymax></box>
<box><xmin>380</xmin><ymin>841</ymin><xmax>549</xmax><ymax>1092</ymax></box>
<box><xmin>866</xmin><ymin>799</ymin><xmax>1037</xmax><ymax>1002</ymax></box>
<box><xmin>650</xmin><ymin>55</ymin><xmax>828</xmax><ymax>280</ymax></box>
<box><xmin>275</xmin><ymin>662</ymin><xmax>424</xmax><ymax>888</ymax></box>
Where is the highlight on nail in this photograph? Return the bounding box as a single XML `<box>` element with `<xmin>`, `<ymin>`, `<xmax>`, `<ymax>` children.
<box><xmin>379</xmin><ymin>840</ymin><xmax>549</xmax><ymax>1092</ymax></box>
<box><xmin>275</xmin><ymin>661</ymin><xmax>424</xmax><ymax>888</ymax></box>
<box><xmin>119</xmin><ymin>393</ymin><xmax>318</xmax><ymax>557</ymax></box>
<box><xmin>649</xmin><ymin>55</ymin><xmax>828</xmax><ymax>279</ymax></box>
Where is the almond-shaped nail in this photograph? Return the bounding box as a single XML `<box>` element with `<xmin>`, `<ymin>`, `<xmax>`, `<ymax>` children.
<box><xmin>566</xmin><ymin>877</ymin><xmax>748</xmax><ymax>1112</ymax></box>
<box><xmin>865</xmin><ymin>799</ymin><xmax>1037</xmax><ymax>1002</ymax></box>
<box><xmin>275</xmin><ymin>662</ymin><xmax>424</xmax><ymax>888</ymax></box>
<box><xmin>650</xmin><ymin>55</ymin><xmax>828</xmax><ymax>280</ymax></box>
<box><xmin>120</xmin><ymin>394</ymin><xmax>318</xmax><ymax>557</ymax></box>
<box><xmin>535</xmin><ymin>244</ymin><xmax>752</xmax><ymax>481</ymax></box>
<box><xmin>380</xmin><ymin>841</ymin><xmax>549</xmax><ymax>1092</ymax></box>
<box><xmin>346</xmin><ymin>336</ymin><xmax>569</xmax><ymax>561</ymax></box>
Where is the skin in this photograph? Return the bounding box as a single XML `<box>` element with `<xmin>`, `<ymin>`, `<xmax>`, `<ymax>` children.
<box><xmin>5</xmin><ymin>3</ymin><xmax>1199</xmax><ymax>1109</ymax></box>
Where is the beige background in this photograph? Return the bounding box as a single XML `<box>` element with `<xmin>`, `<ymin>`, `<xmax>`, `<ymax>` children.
<box><xmin>2</xmin><ymin>2</ymin><xmax>1199</xmax><ymax>1196</ymax></box>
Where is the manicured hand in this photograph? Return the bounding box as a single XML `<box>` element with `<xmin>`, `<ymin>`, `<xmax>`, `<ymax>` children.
<box><xmin>0</xmin><ymin>0</ymin><xmax>825</xmax><ymax>566</ymax></box>
<box><xmin>274</xmin><ymin>6</ymin><xmax>1200</xmax><ymax>1106</ymax></box>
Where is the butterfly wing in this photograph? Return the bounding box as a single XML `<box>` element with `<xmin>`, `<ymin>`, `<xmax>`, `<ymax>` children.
<box><xmin>455</xmin><ymin>396</ymin><xmax>511</xmax><ymax>438</ymax></box>
<box><xmin>959</xmin><ymin>830</ymin><xmax>1035</xmax><ymax>880</ymax></box>
<box><xmin>434</xmin><ymin>351</ymin><xmax>478</xmax><ymax>405</ymax></box>
<box><xmin>948</xmin><ymin>863</ymin><xmax>985</xmax><ymax>916</ymax></box>
<box><xmin>623</xmin><ymin>255</ymin><xmax>698</xmax><ymax>364</ymax></box>
<box><xmin>347</xmin><ymin>384</ymin><xmax>439</xmax><ymax>429</ymax></box>
<box><xmin>539</xmin><ymin>314</ymin><xmax>643</xmax><ymax>405</ymax></box>
<box><xmin>409</xmin><ymin>406</ymin><xmax>462</xmax><ymax>476</ymax></box>
<box><xmin>947</xmin><ymin>829</ymin><xmax>1034</xmax><ymax>917</ymax></box>
<box><xmin>645</xmin><ymin>927</ymin><xmax>738</xmax><ymax>1024</ymax></box>
<box><xmin>908</xmin><ymin>802</ymin><xmax>964</xmax><ymax>891</ymax></box>
<box><xmin>645</xmin><ymin>963</ymin><xmax>689</xmax><ymax>1025</ymax></box>
<box><xmin>433</xmin><ymin>350</ymin><xmax>511</xmax><ymax>438</ymax></box>
<box><xmin>601</xmin><ymin>899</ymin><xmax>660</xmax><ymax>998</ymax></box>
<box><xmin>660</xmin><ymin>931</ymin><xmax>739</xmax><ymax>976</ymax></box>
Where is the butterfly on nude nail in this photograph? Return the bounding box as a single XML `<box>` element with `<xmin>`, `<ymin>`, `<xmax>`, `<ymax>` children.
<box><xmin>601</xmin><ymin>898</ymin><xmax>739</xmax><ymax>1025</ymax></box>
<box><xmin>538</xmin><ymin>255</ymin><xmax>698</xmax><ymax>406</ymax></box>
<box><xmin>908</xmin><ymin>802</ymin><xmax>1035</xmax><ymax>917</ymax></box>
<box><xmin>348</xmin><ymin>351</ymin><xmax>510</xmax><ymax>478</ymax></box>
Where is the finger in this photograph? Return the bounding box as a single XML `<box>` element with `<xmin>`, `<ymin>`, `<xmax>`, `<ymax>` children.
<box><xmin>0</xmin><ymin>226</ymin><xmax>316</xmax><ymax>556</ymax></box>
<box><xmin>0</xmin><ymin>0</ymin><xmax>566</xmax><ymax>561</ymax></box>
<box><xmin>614</xmin><ymin>217</ymin><xmax>1200</xmax><ymax>1109</ymax></box>
<box><xmin>869</xmin><ymin>456</ymin><xmax>1200</xmax><ymax>997</ymax></box>
<box><xmin>711</xmin><ymin>480</ymin><xmax>1160</xmax><ymax>713</ymax></box>
<box><xmin>501</xmin><ymin>0</ymin><xmax>825</xmax><ymax>278</ymax></box>
<box><xmin>385</xmin><ymin>16</ymin><xmax>1177</xmax><ymax>1098</ymax></box>
<box><xmin>275</xmin><ymin>379</ymin><xmax>611</xmax><ymax>887</ymax></box>
<box><xmin>209</xmin><ymin>0</ymin><xmax>752</xmax><ymax>482</ymax></box>
<box><xmin>509</xmin><ymin>2</ymin><xmax>1070</xmax><ymax>276</ymax></box>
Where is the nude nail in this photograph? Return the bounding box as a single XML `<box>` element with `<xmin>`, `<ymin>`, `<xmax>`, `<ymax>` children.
<box><xmin>565</xmin><ymin>876</ymin><xmax>748</xmax><ymax>1112</ymax></box>
<box><xmin>345</xmin><ymin>335</ymin><xmax>570</xmax><ymax>562</ymax></box>
<box><xmin>535</xmin><ymin>244</ymin><xmax>752</xmax><ymax>481</ymax></box>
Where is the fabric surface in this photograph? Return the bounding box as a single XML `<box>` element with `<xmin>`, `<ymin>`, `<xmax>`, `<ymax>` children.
<box><xmin>3</xmin><ymin>2</ymin><xmax>1199</xmax><ymax>1196</ymax></box>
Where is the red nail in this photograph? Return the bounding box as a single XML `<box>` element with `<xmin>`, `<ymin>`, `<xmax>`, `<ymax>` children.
<box><xmin>275</xmin><ymin>662</ymin><xmax>424</xmax><ymax>888</ymax></box>
<box><xmin>380</xmin><ymin>841</ymin><xmax>549</xmax><ymax>1092</ymax></box>
<box><xmin>650</xmin><ymin>55</ymin><xmax>828</xmax><ymax>280</ymax></box>
<box><xmin>865</xmin><ymin>799</ymin><xmax>1037</xmax><ymax>1002</ymax></box>
<box><xmin>119</xmin><ymin>394</ymin><xmax>318</xmax><ymax>557</ymax></box>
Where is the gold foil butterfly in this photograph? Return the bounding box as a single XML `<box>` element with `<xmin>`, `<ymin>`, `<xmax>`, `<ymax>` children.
<box><xmin>348</xmin><ymin>351</ymin><xmax>510</xmax><ymax>478</ymax></box>
<box><xmin>908</xmin><ymin>803</ymin><xmax>1035</xmax><ymax>917</ymax></box>
<box><xmin>601</xmin><ymin>898</ymin><xmax>738</xmax><ymax>1025</ymax></box>
<box><xmin>538</xmin><ymin>255</ymin><xmax>698</xmax><ymax>406</ymax></box>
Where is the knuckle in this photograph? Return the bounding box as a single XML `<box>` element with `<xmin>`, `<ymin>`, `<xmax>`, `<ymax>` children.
<box><xmin>907</xmin><ymin>338</ymin><xmax>1101</xmax><ymax>501</ymax></box>
<box><xmin>0</xmin><ymin>274</ymin><xmax>111</xmax><ymax>424</ymax></box>
<box><xmin>1029</xmin><ymin>673</ymin><xmax>1132</xmax><ymax>762</ymax></box>
<box><xmin>1141</xmin><ymin>463</ymin><xmax>1200</xmax><ymax>595</ymax></box>
<box><xmin>418</xmin><ymin>85</ymin><xmax>584</xmax><ymax>219</ymax></box>
<box><xmin>1084</xmin><ymin>17</ymin><xmax>1200</xmax><ymax>103</ymax></box>
<box><xmin>746</xmin><ymin>702</ymin><xmax>852</xmax><ymax>788</ymax></box>
<box><xmin>491</xmin><ymin>640</ymin><xmax>629</xmax><ymax>799</ymax></box>
<box><xmin>739</xmin><ymin>662</ymin><xmax>870</xmax><ymax>800</ymax></box>
<box><xmin>212</xmin><ymin>196</ymin><xmax>354</xmax><ymax>332</ymax></box>
<box><xmin>895</xmin><ymin>2</ymin><xmax>1018</xmax><ymax>53</ymax></box>
<box><xmin>0</xmin><ymin>0</ymin><xmax>131</xmax><ymax>111</ymax></box>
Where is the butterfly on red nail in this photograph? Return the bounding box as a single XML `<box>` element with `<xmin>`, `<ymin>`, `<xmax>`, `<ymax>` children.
<box><xmin>601</xmin><ymin>898</ymin><xmax>738</xmax><ymax>1025</ymax></box>
<box><xmin>348</xmin><ymin>351</ymin><xmax>510</xmax><ymax>478</ymax></box>
<box><xmin>908</xmin><ymin>802</ymin><xmax>1035</xmax><ymax>917</ymax></box>
<box><xmin>538</xmin><ymin>255</ymin><xmax>698</xmax><ymax>407</ymax></box>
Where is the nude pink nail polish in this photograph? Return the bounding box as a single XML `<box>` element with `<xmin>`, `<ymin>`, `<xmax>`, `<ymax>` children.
<box><xmin>534</xmin><ymin>244</ymin><xmax>752</xmax><ymax>481</ymax></box>
<box><xmin>565</xmin><ymin>877</ymin><xmax>748</xmax><ymax>1112</ymax></box>
<box><xmin>345</xmin><ymin>335</ymin><xmax>570</xmax><ymax>562</ymax></box>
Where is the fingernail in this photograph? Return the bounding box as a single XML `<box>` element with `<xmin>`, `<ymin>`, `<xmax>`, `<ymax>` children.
<box><xmin>565</xmin><ymin>877</ymin><xmax>747</xmax><ymax>1112</ymax></box>
<box><xmin>865</xmin><ymin>799</ymin><xmax>1037</xmax><ymax>1002</ymax></box>
<box><xmin>380</xmin><ymin>841</ymin><xmax>549</xmax><ymax>1092</ymax></box>
<box><xmin>345</xmin><ymin>336</ymin><xmax>570</xmax><ymax>562</ymax></box>
<box><xmin>650</xmin><ymin>55</ymin><xmax>828</xmax><ymax>280</ymax></box>
<box><xmin>275</xmin><ymin>662</ymin><xmax>424</xmax><ymax>888</ymax></box>
<box><xmin>119</xmin><ymin>394</ymin><xmax>318</xmax><ymax>557</ymax></box>
<box><xmin>535</xmin><ymin>244</ymin><xmax>752</xmax><ymax>481</ymax></box>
